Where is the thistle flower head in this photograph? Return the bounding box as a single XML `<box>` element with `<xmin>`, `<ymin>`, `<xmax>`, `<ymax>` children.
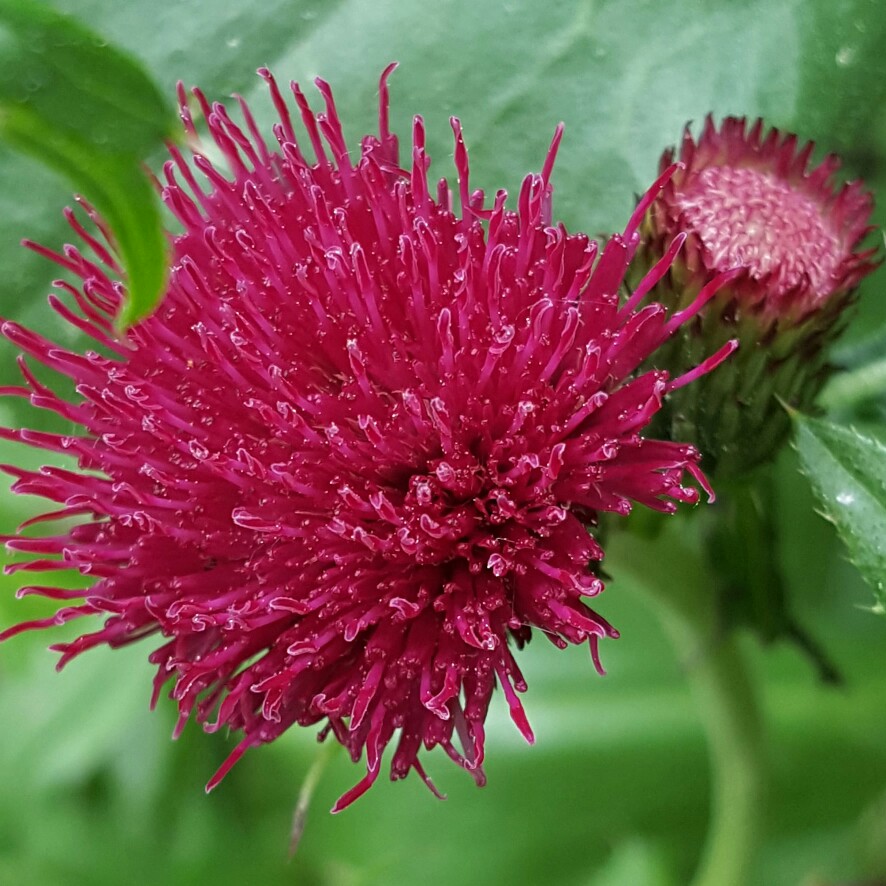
<box><xmin>0</xmin><ymin>67</ymin><xmax>730</xmax><ymax>810</ymax></box>
<box><xmin>634</xmin><ymin>116</ymin><xmax>880</xmax><ymax>476</ymax></box>
<box><xmin>649</xmin><ymin>115</ymin><xmax>877</xmax><ymax>323</ymax></box>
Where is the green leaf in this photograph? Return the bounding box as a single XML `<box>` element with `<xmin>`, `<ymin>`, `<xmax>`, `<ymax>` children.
<box><xmin>0</xmin><ymin>0</ymin><xmax>173</xmax><ymax>153</ymax></box>
<box><xmin>0</xmin><ymin>0</ymin><xmax>175</xmax><ymax>324</ymax></box>
<box><xmin>0</xmin><ymin>103</ymin><xmax>168</xmax><ymax>326</ymax></box>
<box><xmin>794</xmin><ymin>414</ymin><xmax>886</xmax><ymax>609</ymax></box>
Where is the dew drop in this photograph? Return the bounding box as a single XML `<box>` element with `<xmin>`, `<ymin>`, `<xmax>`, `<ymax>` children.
<box><xmin>189</xmin><ymin>440</ymin><xmax>210</xmax><ymax>460</ymax></box>
<box><xmin>836</xmin><ymin>45</ymin><xmax>856</xmax><ymax>66</ymax></box>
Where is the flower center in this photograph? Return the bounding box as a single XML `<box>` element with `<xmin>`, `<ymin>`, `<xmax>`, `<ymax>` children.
<box><xmin>677</xmin><ymin>165</ymin><xmax>843</xmax><ymax>301</ymax></box>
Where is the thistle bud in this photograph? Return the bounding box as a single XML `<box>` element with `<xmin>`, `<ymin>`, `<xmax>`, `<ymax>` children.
<box><xmin>633</xmin><ymin>116</ymin><xmax>879</xmax><ymax>477</ymax></box>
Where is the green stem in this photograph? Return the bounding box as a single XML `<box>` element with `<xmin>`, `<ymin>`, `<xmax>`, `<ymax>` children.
<box><xmin>288</xmin><ymin>740</ymin><xmax>341</xmax><ymax>857</ymax></box>
<box><xmin>608</xmin><ymin>520</ymin><xmax>766</xmax><ymax>886</ymax></box>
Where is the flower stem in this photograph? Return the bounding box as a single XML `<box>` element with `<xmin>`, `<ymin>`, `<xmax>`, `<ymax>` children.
<box><xmin>670</xmin><ymin>616</ymin><xmax>764</xmax><ymax>886</ymax></box>
<box><xmin>608</xmin><ymin>518</ymin><xmax>766</xmax><ymax>886</ymax></box>
<box><xmin>289</xmin><ymin>739</ymin><xmax>341</xmax><ymax>857</ymax></box>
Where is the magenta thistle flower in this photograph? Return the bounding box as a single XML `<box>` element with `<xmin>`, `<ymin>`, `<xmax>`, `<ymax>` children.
<box><xmin>633</xmin><ymin>116</ymin><xmax>879</xmax><ymax>476</ymax></box>
<box><xmin>0</xmin><ymin>67</ymin><xmax>733</xmax><ymax>810</ymax></box>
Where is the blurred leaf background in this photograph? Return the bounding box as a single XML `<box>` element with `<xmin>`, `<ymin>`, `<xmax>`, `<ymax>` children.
<box><xmin>1</xmin><ymin>0</ymin><xmax>886</xmax><ymax>883</ymax></box>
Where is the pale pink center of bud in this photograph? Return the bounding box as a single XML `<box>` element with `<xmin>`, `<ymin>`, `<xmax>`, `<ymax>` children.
<box><xmin>676</xmin><ymin>165</ymin><xmax>843</xmax><ymax>301</ymax></box>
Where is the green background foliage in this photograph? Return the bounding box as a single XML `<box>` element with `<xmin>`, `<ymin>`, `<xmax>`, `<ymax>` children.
<box><xmin>1</xmin><ymin>1</ymin><xmax>885</xmax><ymax>884</ymax></box>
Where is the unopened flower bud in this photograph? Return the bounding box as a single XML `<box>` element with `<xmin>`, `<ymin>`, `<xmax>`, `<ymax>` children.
<box><xmin>633</xmin><ymin>116</ymin><xmax>879</xmax><ymax>477</ymax></box>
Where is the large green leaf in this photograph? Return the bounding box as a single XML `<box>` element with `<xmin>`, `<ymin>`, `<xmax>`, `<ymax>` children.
<box><xmin>794</xmin><ymin>415</ymin><xmax>886</xmax><ymax>609</ymax></box>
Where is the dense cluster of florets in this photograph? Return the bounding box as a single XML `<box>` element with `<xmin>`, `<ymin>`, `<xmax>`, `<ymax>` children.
<box><xmin>0</xmin><ymin>67</ymin><xmax>732</xmax><ymax>809</ymax></box>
